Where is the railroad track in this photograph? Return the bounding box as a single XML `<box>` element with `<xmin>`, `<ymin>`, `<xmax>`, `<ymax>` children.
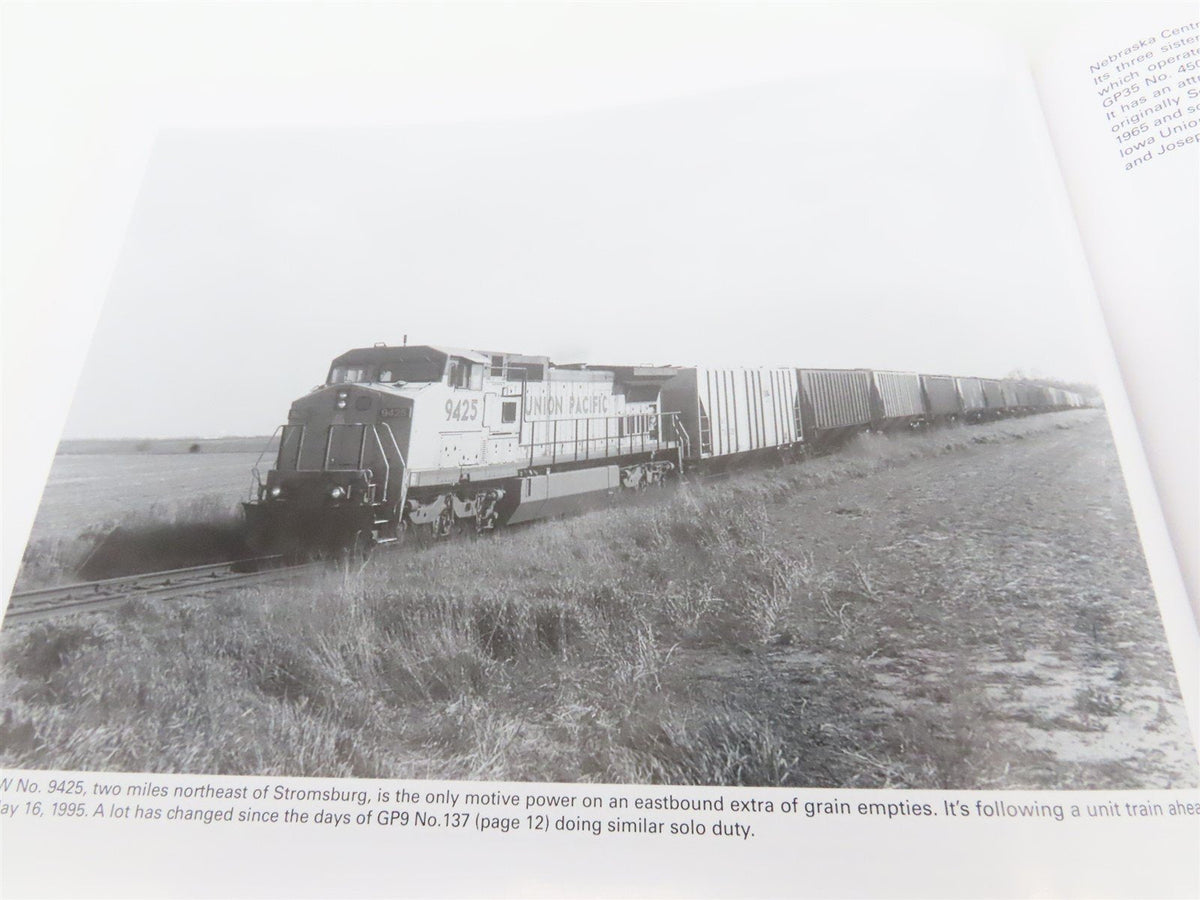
<box><xmin>2</xmin><ymin>557</ymin><xmax>313</xmax><ymax>625</ymax></box>
<box><xmin>0</xmin><ymin>466</ymin><xmax>801</xmax><ymax>627</ymax></box>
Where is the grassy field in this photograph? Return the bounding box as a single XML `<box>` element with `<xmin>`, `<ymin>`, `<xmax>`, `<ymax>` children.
<box><xmin>1</xmin><ymin>409</ymin><xmax>1195</xmax><ymax>787</ymax></box>
<box><xmin>14</xmin><ymin>451</ymin><xmax>262</xmax><ymax>589</ymax></box>
<box><xmin>26</xmin><ymin>450</ymin><xmax>262</xmax><ymax>541</ymax></box>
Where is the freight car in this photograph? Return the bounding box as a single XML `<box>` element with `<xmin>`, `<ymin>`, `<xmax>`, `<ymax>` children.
<box><xmin>796</xmin><ymin>369</ymin><xmax>873</xmax><ymax>448</ymax></box>
<box><xmin>244</xmin><ymin>344</ymin><xmax>1088</xmax><ymax>553</ymax></box>
<box><xmin>869</xmin><ymin>370</ymin><xmax>926</xmax><ymax>430</ymax></box>
<box><xmin>921</xmin><ymin>375</ymin><xmax>962</xmax><ymax>423</ymax></box>
<box><xmin>956</xmin><ymin>376</ymin><xmax>987</xmax><ymax>420</ymax></box>
<box><xmin>659</xmin><ymin>366</ymin><xmax>801</xmax><ymax>462</ymax></box>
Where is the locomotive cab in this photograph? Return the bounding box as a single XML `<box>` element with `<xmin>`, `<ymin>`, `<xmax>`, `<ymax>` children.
<box><xmin>244</xmin><ymin>345</ymin><xmax>511</xmax><ymax>552</ymax></box>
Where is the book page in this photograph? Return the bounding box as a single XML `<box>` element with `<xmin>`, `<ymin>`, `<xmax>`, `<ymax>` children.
<box><xmin>2</xmin><ymin>4</ymin><xmax>1197</xmax><ymax>898</ymax></box>
<box><xmin>1033</xmin><ymin>0</ymin><xmax>1200</xmax><ymax>620</ymax></box>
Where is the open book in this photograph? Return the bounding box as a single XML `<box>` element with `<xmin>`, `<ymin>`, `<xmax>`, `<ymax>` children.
<box><xmin>1</xmin><ymin>2</ymin><xmax>1197</xmax><ymax>897</ymax></box>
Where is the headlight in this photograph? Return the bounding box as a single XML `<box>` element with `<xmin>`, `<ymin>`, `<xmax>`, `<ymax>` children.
<box><xmin>330</xmin><ymin>487</ymin><xmax>346</xmax><ymax>500</ymax></box>
<box><xmin>269</xmin><ymin>486</ymin><xmax>283</xmax><ymax>498</ymax></box>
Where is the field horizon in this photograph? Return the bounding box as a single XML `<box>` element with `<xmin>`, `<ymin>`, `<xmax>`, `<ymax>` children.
<box><xmin>56</xmin><ymin>435</ymin><xmax>279</xmax><ymax>455</ymax></box>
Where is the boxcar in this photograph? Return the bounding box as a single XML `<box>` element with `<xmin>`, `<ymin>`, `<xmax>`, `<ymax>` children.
<box><xmin>660</xmin><ymin>367</ymin><xmax>801</xmax><ymax>461</ymax></box>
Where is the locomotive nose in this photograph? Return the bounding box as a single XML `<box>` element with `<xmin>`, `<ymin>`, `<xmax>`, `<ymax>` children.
<box><xmin>329</xmin><ymin>386</ymin><xmax>376</xmax><ymax>418</ymax></box>
<box><xmin>333</xmin><ymin>387</ymin><xmax>376</xmax><ymax>411</ymax></box>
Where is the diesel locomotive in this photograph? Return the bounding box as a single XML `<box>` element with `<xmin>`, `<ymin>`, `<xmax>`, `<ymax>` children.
<box><xmin>243</xmin><ymin>343</ymin><xmax>1087</xmax><ymax>553</ymax></box>
<box><xmin>244</xmin><ymin>345</ymin><xmax>683</xmax><ymax>553</ymax></box>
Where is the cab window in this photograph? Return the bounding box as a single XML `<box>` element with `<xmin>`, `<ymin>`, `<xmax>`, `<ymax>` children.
<box><xmin>447</xmin><ymin>359</ymin><xmax>483</xmax><ymax>390</ymax></box>
<box><xmin>330</xmin><ymin>366</ymin><xmax>369</xmax><ymax>384</ymax></box>
<box><xmin>374</xmin><ymin>358</ymin><xmax>443</xmax><ymax>383</ymax></box>
<box><xmin>329</xmin><ymin>357</ymin><xmax>445</xmax><ymax>385</ymax></box>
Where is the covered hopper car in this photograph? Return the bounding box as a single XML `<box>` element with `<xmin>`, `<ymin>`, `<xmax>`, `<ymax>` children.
<box><xmin>796</xmin><ymin>369</ymin><xmax>873</xmax><ymax>447</ymax></box>
<box><xmin>956</xmin><ymin>377</ymin><xmax>987</xmax><ymax>418</ymax></box>
<box><xmin>659</xmin><ymin>367</ymin><xmax>801</xmax><ymax>460</ymax></box>
<box><xmin>921</xmin><ymin>375</ymin><xmax>962</xmax><ymax>421</ymax></box>
<box><xmin>870</xmin><ymin>370</ymin><xmax>925</xmax><ymax>429</ymax></box>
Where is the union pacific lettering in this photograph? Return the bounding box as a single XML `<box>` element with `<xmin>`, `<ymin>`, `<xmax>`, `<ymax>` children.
<box><xmin>523</xmin><ymin>392</ymin><xmax>613</xmax><ymax>419</ymax></box>
<box><xmin>524</xmin><ymin>395</ymin><xmax>566</xmax><ymax>418</ymax></box>
<box><xmin>569</xmin><ymin>395</ymin><xmax>611</xmax><ymax>416</ymax></box>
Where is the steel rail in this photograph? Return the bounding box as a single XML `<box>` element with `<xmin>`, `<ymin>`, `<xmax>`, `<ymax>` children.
<box><xmin>2</xmin><ymin>556</ymin><xmax>311</xmax><ymax>625</ymax></box>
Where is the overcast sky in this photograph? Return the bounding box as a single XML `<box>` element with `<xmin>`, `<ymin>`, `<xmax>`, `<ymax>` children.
<box><xmin>63</xmin><ymin>64</ymin><xmax>1092</xmax><ymax>438</ymax></box>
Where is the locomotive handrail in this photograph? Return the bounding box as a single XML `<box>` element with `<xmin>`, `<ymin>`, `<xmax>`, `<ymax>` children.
<box><xmin>376</xmin><ymin>422</ymin><xmax>410</xmax><ymax>504</ymax></box>
<box><xmin>520</xmin><ymin>411</ymin><xmax>682</xmax><ymax>467</ymax></box>
<box><xmin>362</xmin><ymin>423</ymin><xmax>409</xmax><ymax>504</ymax></box>
<box><xmin>672</xmin><ymin>414</ymin><xmax>692</xmax><ymax>462</ymax></box>
<box><xmin>368</xmin><ymin>426</ymin><xmax>390</xmax><ymax>501</ymax></box>
<box><xmin>377</xmin><ymin>422</ymin><xmax>407</xmax><ymax>470</ymax></box>
<box><xmin>377</xmin><ymin>423</ymin><xmax>409</xmax><ymax>514</ymax></box>
<box><xmin>249</xmin><ymin>425</ymin><xmax>285</xmax><ymax>501</ymax></box>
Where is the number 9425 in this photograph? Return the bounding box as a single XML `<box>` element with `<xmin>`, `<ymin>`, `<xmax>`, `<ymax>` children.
<box><xmin>445</xmin><ymin>399</ymin><xmax>480</xmax><ymax>422</ymax></box>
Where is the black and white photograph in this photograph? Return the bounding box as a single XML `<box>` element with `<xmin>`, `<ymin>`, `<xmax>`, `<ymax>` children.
<box><xmin>4</xmin><ymin>5</ymin><xmax>1196</xmax><ymax>801</ymax></box>
<box><xmin>4</xmin><ymin>24</ymin><xmax>1200</xmax><ymax>900</ymax></box>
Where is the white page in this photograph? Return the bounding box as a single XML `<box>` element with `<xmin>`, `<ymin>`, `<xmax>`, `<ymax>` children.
<box><xmin>1033</xmin><ymin>0</ymin><xmax>1199</xmax><ymax>619</ymax></box>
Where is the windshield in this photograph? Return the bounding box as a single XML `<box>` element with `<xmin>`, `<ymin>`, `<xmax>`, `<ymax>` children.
<box><xmin>328</xmin><ymin>358</ymin><xmax>448</xmax><ymax>385</ymax></box>
<box><xmin>329</xmin><ymin>366</ymin><xmax>369</xmax><ymax>384</ymax></box>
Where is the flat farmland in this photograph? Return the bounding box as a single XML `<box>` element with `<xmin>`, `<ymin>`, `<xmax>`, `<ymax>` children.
<box><xmin>687</xmin><ymin>411</ymin><xmax>1198</xmax><ymax>787</ymax></box>
<box><xmin>1</xmin><ymin>410</ymin><xmax>1196</xmax><ymax>788</ymax></box>
<box><xmin>13</xmin><ymin>450</ymin><xmax>262</xmax><ymax>590</ymax></box>
<box><xmin>24</xmin><ymin>452</ymin><xmax>260</xmax><ymax>543</ymax></box>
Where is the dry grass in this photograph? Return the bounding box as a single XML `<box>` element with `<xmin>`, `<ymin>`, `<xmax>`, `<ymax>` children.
<box><xmin>2</xmin><ymin>492</ymin><xmax>807</xmax><ymax>781</ymax></box>
<box><xmin>16</xmin><ymin>494</ymin><xmax>247</xmax><ymax>590</ymax></box>
<box><xmin>2</xmin><ymin>410</ymin><xmax>1194</xmax><ymax>787</ymax></box>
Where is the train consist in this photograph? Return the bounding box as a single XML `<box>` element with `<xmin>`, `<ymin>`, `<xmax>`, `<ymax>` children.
<box><xmin>243</xmin><ymin>344</ymin><xmax>1087</xmax><ymax>552</ymax></box>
